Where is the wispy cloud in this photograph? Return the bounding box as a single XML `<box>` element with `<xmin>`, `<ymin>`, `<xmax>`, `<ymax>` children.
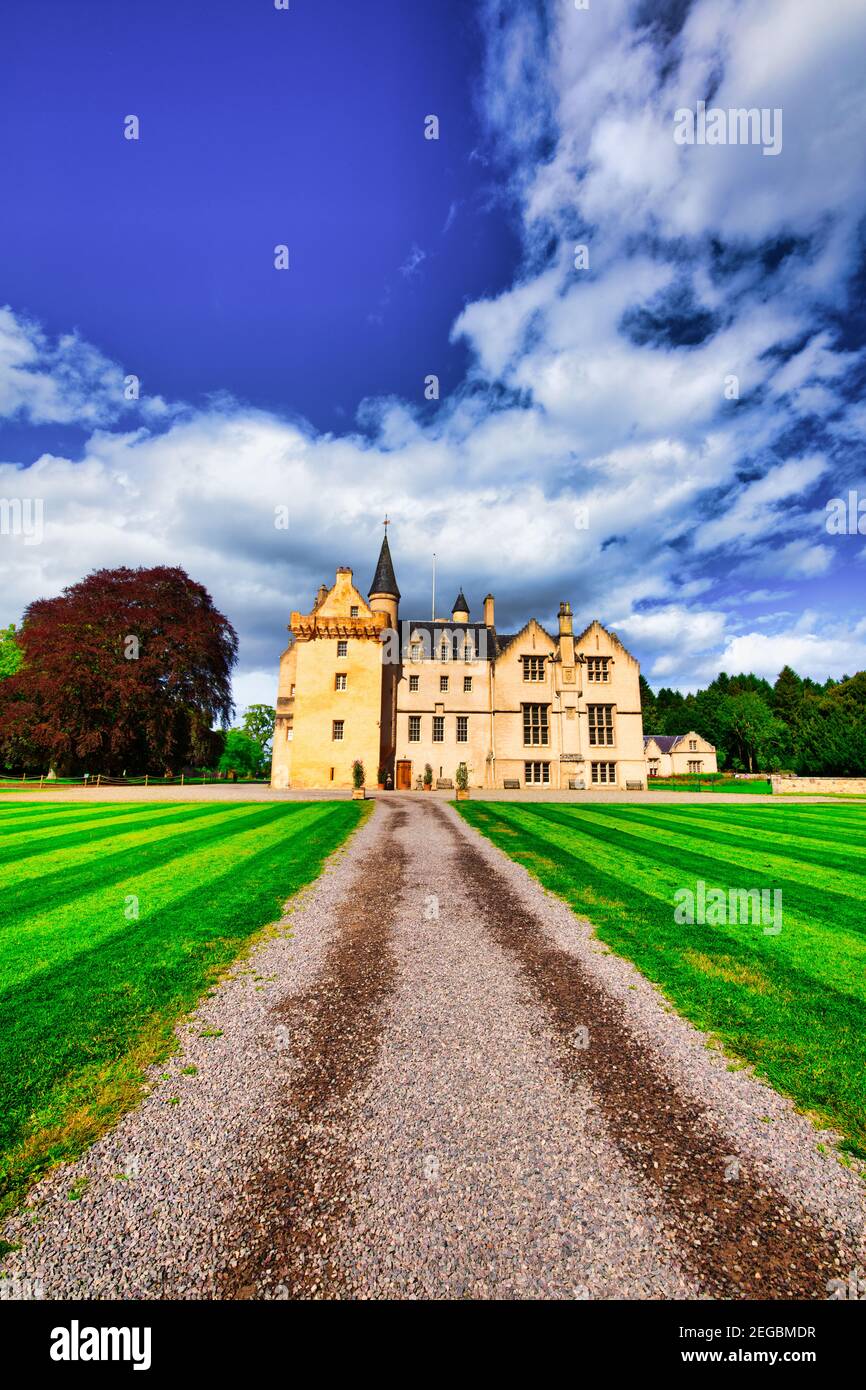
<box><xmin>399</xmin><ymin>244</ymin><xmax>427</xmax><ymax>278</ymax></box>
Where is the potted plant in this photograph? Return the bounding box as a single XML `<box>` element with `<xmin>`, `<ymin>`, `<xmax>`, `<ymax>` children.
<box><xmin>351</xmin><ymin>759</ymin><xmax>366</xmax><ymax>799</ymax></box>
<box><xmin>423</xmin><ymin>763</ymin><xmax>433</xmax><ymax>792</ymax></box>
<box><xmin>455</xmin><ymin>762</ymin><xmax>470</xmax><ymax>800</ymax></box>
<box><xmin>377</xmin><ymin>764</ymin><xmax>387</xmax><ymax>790</ymax></box>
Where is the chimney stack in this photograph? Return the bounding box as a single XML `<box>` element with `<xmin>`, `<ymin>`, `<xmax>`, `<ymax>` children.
<box><xmin>483</xmin><ymin>593</ymin><xmax>495</xmax><ymax>627</ymax></box>
<box><xmin>558</xmin><ymin>601</ymin><xmax>574</xmax><ymax>665</ymax></box>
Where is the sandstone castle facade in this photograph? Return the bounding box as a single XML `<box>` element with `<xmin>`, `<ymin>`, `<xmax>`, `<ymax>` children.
<box><xmin>270</xmin><ymin>531</ymin><xmax>676</xmax><ymax>790</ymax></box>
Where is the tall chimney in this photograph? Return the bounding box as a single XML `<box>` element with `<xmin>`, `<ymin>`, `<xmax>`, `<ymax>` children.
<box><xmin>483</xmin><ymin>593</ymin><xmax>495</xmax><ymax>627</ymax></box>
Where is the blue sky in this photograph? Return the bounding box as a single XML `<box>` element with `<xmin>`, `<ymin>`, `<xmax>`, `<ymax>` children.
<box><xmin>1</xmin><ymin>0</ymin><xmax>865</xmax><ymax>712</ymax></box>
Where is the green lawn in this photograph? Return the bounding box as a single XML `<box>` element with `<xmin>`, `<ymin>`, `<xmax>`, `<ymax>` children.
<box><xmin>648</xmin><ymin>777</ymin><xmax>772</xmax><ymax>794</ymax></box>
<box><xmin>0</xmin><ymin>798</ymin><xmax>365</xmax><ymax>1216</ymax></box>
<box><xmin>457</xmin><ymin>800</ymin><xmax>866</xmax><ymax>1160</ymax></box>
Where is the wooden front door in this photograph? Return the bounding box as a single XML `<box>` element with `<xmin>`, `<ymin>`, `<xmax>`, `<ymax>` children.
<box><xmin>396</xmin><ymin>760</ymin><xmax>412</xmax><ymax>790</ymax></box>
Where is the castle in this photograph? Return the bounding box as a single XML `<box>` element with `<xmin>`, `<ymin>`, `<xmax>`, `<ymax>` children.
<box><xmin>270</xmin><ymin>530</ymin><xmax>678</xmax><ymax>790</ymax></box>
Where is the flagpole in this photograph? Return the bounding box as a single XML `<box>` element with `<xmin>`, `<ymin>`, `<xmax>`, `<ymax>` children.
<box><xmin>432</xmin><ymin>552</ymin><xmax>436</xmax><ymax>621</ymax></box>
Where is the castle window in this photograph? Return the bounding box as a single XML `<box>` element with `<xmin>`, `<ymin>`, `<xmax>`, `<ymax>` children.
<box><xmin>591</xmin><ymin>761</ymin><xmax>616</xmax><ymax>784</ymax></box>
<box><xmin>335</xmin><ymin>673</ymin><xmax>347</xmax><ymax>691</ymax></box>
<box><xmin>440</xmin><ymin>675</ymin><xmax>449</xmax><ymax>692</ymax></box>
<box><xmin>350</xmin><ymin>605</ymin><xmax>359</xmax><ymax>618</ymax></box>
<box><xmin>337</xmin><ymin>640</ymin><xmax>348</xmax><ymax>658</ymax></box>
<box><xmin>464</xmin><ymin>676</ymin><xmax>472</xmax><ymax>692</ymax></box>
<box><xmin>689</xmin><ymin>739</ymin><xmax>697</xmax><ymax>751</ymax></box>
<box><xmin>432</xmin><ymin>716</ymin><xmax>444</xmax><ymax>743</ymax></box>
<box><xmin>524</xmin><ymin>762</ymin><xmax>549</xmax><ymax>784</ymax></box>
<box><xmin>522</xmin><ymin>703</ymin><xmax>549</xmax><ymax>746</ymax></box>
<box><xmin>332</xmin><ymin>720</ymin><xmax>344</xmax><ymax>741</ymax></box>
<box><xmin>409</xmin><ymin>715</ymin><xmax>421</xmax><ymax>742</ymax></box>
<box><xmin>409</xmin><ymin>674</ymin><xmax>419</xmax><ymax>692</ymax></box>
<box><xmin>586</xmin><ymin>657</ymin><xmax>610</xmax><ymax>683</ymax></box>
<box><xmin>522</xmin><ymin>656</ymin><xmax>545</xmax><ymax>681</ymax></box>
<box><xmin>463</xmin><ymin>640</ymin><xmax>474</xmax><ymax>661</ymax></box>
<box><xmin>688</xmin><ymin>760</ymin><xmax>702</xmax><ymax>774</ymax></box>
<box><xmin>588</xmin><ymin>704</ymin><xmax>614</xmax><ymax>746</ymax></box>
<box><xmin>440</xmin><ymin>644</ymin><xmax>451</xmax><ymax>661</ymax></box>
<box><xmin>456</xmin><ymin>716</ymin><xmax>468</xmax><ymax>743</ymax></box>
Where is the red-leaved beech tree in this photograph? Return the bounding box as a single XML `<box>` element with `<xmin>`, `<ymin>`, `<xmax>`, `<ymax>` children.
<box><xmin>0</xmin><ymin>566</ymin><xmax>238</xmax><ymax>775</ymax></box>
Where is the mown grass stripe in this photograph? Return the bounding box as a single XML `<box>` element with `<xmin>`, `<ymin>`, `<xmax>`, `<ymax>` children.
<box><xmin>0</xmin><ymin>796</ymin><xmax>167</xmax><ymax>811</ymax></box>
<box><xmin>581</xmin><ymin>803</ymin><xmax>866</xmax><ymax>871</ymax></box>
<box><xmin>617</xmin><ymin>802</ymin><xmax>866</xmax><ymax>852</ymax></box>
<box><xmin>527</xmin><ymin>803</ymin><xmax>866</xmax><ymax>905</ymax></box>
<box><xmin>0</xmin><ymin>799</ymin><xmax>182</xmax><ymax>830</ymax></box>
<box><xmin>475</xmin><ymin>804</ymin><xmax>866</xmax><ymax>1000</ymax></box>
<box><xmin>465</xmin><ymin>804</ymin><xmax>866</xmax><ymax>1003</ymax></box>
<box><xmin>0</xmin><ymin>800</ymin><xmax>172</xmax><ymax>825</ymax></box>
<box><xmin>0</xmin><ymin>805</ymin><xmax>334</xmax><ymax>987</ymax></box>
<box><xmin>0</xmin><ymin>802</ymin><xmax>276</xmax><ymax>917</ymax></box>
<box><xmin>0</xmin><ymin>803</ymin><xmax>228</xmax><ymax>869</ymax></box>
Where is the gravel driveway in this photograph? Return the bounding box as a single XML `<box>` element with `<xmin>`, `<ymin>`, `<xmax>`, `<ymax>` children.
<box><xmin>2</xmin><ymin>796</ymin><xmax>864</xmax><ymax>1300</ymax></box>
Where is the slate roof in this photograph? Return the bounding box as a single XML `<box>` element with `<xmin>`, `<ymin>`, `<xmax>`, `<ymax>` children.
<box><xmin>451</xmin><ymin>589</ymin><xmax>470</xmax><ymax>615</ymax></box>
<box><xmin>644</xmin><ymin>734</ymin><xmax>682</xmax><ymax>753</ymax></box>
<box><xmin>368</xmin><ymin>534</ymin><xmax>400</xmax><ymax>600</ymax></box>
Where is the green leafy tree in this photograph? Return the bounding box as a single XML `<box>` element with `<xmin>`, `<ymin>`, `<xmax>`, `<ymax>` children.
<box><xmin>0</xmin><ymin>624</ymin><xmax>22</xmax><ymax>680</ymax></box>
<box><xmin>218</xmin><ymin>729</ymin><xmax>264</xmax><ymax>779</ymax></box>
<box><xmin>655</xmin><ymin>686</ymin><xmax>688</xmax><ymax>736</ymax></box>
<box><xmin>716</xmin><ymin>692</ymin><xmax>788</xmax><ymax>772</ymax></box>
<box><xmin>241</xmin><ymin>704</ymin><xmax>276</xmax><ymax>758</ymax></box>
<box><xmin>795</xmin><ymin>697</ymin><xmax>866</xmax><ymax>775</ymax></box>
<box><xmin>638</xmin><ymin>675</ymin><xmax>658</xmax><ymax>732</ymax></box>
<box><xmin>771</xmin><ymin>666</ymin><xmax>804</xmax><ymax>725</ymax></box>
<box><xmin>830</xmin><ymin>672</ymin><xmax>866</xmax><ymax>708</ymax></box>
<box><xmin>726</xmin><ymin>672</ymin><xmax>773</xmax><ymax>701</ymax></box>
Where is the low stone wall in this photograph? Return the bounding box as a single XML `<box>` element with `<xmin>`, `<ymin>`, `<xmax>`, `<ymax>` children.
<box><xmin>771</xmin><ymin>776</ymin><xmax>866</xmax><ymax>795</ymax></box>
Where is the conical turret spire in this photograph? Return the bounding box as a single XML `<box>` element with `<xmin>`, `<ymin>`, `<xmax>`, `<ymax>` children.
<box><xmin>368</xmin><ymin>530</ymin><xmax>400</xmax><ymax>600</ymax></box>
